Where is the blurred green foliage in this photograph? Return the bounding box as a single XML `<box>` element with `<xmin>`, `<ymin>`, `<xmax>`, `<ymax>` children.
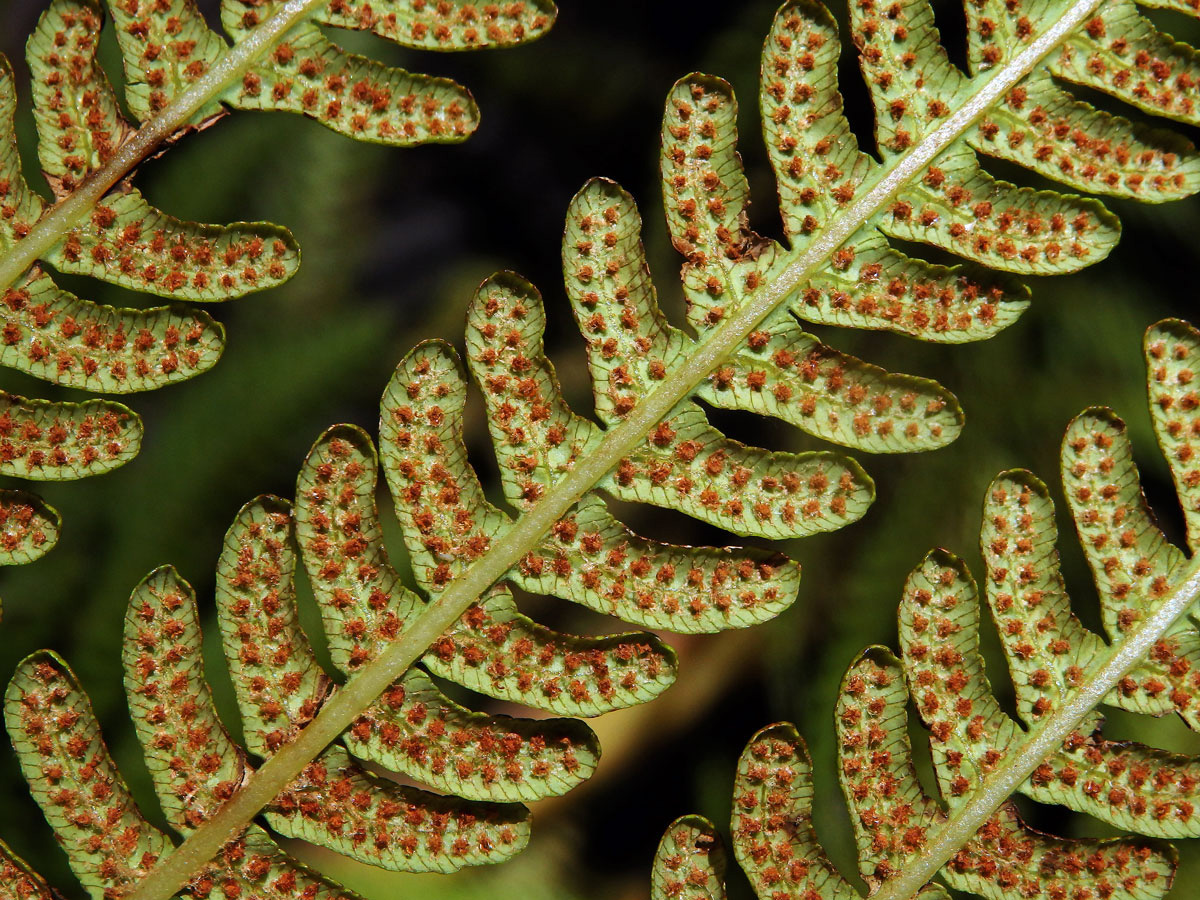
<box><xmin>2</xmin><ymin>1</ymin><xmax>1199</xmax><ymax>898</ymax></box>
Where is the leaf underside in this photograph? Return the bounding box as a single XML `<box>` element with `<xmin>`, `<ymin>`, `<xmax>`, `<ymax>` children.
<box><xmin>9</xmin><ymin>0</ymin><xmax>1200</xmax><ymax>894</ymax></box>
<box><xmin>0</xmin><ymin>335</ymin><xmax>798</xmax><ymax>890</ymax></box>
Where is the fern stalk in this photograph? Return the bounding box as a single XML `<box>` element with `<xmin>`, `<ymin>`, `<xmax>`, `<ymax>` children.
<box><xmin>0</xmin><ymin>0</ymin><xmax>323</xmax><ymax>293</ymax></box>
<box><xmin>870</xmin><ymin>555</ymin><xmax>1200</xmax><ymax>900</ymax></box>
<box><xmin>110</xmin><ymin>0</ymin><xmax>1147</xmax><ymax>896</ymax></box>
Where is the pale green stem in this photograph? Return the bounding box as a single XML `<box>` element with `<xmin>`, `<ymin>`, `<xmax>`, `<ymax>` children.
<box><xmin>125</xmin><ymin>1</ymin><xmax>1106</xmax><ymax>898</ymax></box>
<box><xmin>0</xmin><ymin>0</ymin><xmax>325</xmax><ymax>293</ymax></box>
<box><xmin>872</xmin><ymin>556</ymin><xmax>1200</xmax><ymax>900</ymax></box>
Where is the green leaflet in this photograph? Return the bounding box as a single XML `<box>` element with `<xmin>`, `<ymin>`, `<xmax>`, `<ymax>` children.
<box><xmin>46</xmin><ymin>188</ymin><xmax>299</xmax><ymax>302</ymax></box>
<box><xmin>315</xmin><ymin>0</ymin><xmax>557</xmax><ymax>52</ymax></box>
<box><xmin>2</xmin><ymin>269</ymin><xmax>224</xmax><ymax>394</ymax></box>
<box><xmin>1146</xmin><ymin>319</ymin><xmax>1200</xmax><ymax>546</ymax></box>
<box><xmin>651</xmin><ymin>317</ymin><xmax>1200</xmax><ymax>898</ymax></box>
<box><xmin>192</xmin><ymin>826</ymin><xmax>358</xmax><ymax>900</ymax></box>
<box><xmin>266</xmin><ymin>744</ymin><xmax>532</xmax><ymax>874</ymax></box>
<box><xmin>0</xmin><ymin>491</ymin><xmax>59</xmax><ymax>566</ymax></box>
<box><xmin>425</xmin><ymin>585</ymin><xmax>677</xmax><ymax>717</ymax></box>
<box><xmin>227</xmin><ymin>23</ymin><xmax>480</xmax><ymax>145</ymax></box>
<box><xmin>230</xmin><ymin>0</ymin><xmax>549</xmax><ymax>143</ymax></box>
<box><xmin>123</xmin><ymin>567</ymin><xmax>248</xmax><ymax>833</ymax></box>
<box><xmin>293</xmin><ymin>426</ymin><xmax>418</xmax><ymax>672</ymax></box>
<box><xmin>5</xmin><ymin>651</ymin><xmax>175</xmax><ymax>899</ymax></box>
<box><xmin>342</xmin><ymin>665</ymin><xmax>599</xmax><ymax>803</ymax></box>
<box><xmin>107</xmin><ymin>0</ymin><xmax>232</xmax><ymax>123</ymax></box>
<box><xmin>0</xmin><ymin>0</ymin><xmax>557</xmax><ymax>563</ymax></box>
<box><xmin>25</xmin><ymin>1</ymin><xmax>127</xmax><ymax>191</ymax></box>
<box><xmin>221</xmin><ymin>1</ymin><xmax>537</xmax><ymax>139</ymax></box>
<box><xmin>651</xmin><ymin>816</ymin><xmax>728</xmax><ymax>900</ymax></box>
<box><xmin>0</xmin><ymin>63</ymin><xmax>44</xmax><ymax>254</ymax></box>
<box><xmin>0</xmin><ymin>391</ymin><xmax>142</xmax><ymax>480</ymax></box>
<box><xmin>214</xmin><ymin>496</ymin><xmax>330</xmax><ymax>759</ymax></box>
<box><xmin>730</xmin><ymin>723</ymin><xmax>857</xmax><ymax>900</ymax></box>
<box><xmin>108</xmin><ymin>0</ymin><xmax>554</xmax><ymax>134</ymax></box>
<box><xmin>0</xmin><ymin>605</ymin><xmax>58</xmax><ymax>900</ymax></box>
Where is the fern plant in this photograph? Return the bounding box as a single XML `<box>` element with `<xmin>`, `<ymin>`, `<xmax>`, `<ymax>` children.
<box><xmin>651</xmin><ymin>317</ymin><xmax>1200</xmax><ymax>900</ymax></box>
<box><xmin>0</xmin><ymin>0</ymin><xmax>556</xmax><ymax>566</ymax></box>
<box><xmin>7</xmin><ymin>0</ymin><xmax>1200</xmax><ymax>895</ymax></box>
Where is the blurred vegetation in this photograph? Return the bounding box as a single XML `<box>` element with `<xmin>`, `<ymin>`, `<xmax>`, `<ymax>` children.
<box><xmin>2</xmin><ymin>1</ymin><xmax>1200</xmax><ymax>898</ymax></box>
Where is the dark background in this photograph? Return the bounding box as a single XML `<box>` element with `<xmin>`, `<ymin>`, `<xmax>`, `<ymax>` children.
<box><xmin>1</xmin><ymin>1</ymin><xmax>1199</xmax><ymax>898</ymax></box>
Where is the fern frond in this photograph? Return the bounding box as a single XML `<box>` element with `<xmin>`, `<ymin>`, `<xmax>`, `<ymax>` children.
<box><xmin>650</xmin><ymin>317</ymin><xmax>1200</xmax><ymax>900</ymax></box>
<box><xmin>1</xmin><ymin>532</ymin><xmax>540</xmax><ymax>897</ymax></box>
<box><xmin>0</xmin><ymin>277</ymin><xmax>811</xmax><ymax>890</ymax></box>
<box><xmin>9</xmin><ymin>0</ymin><xmax>1200</xmax><ymax>894</ymax></box>
<box><xmin>0</xmin><ymin>0</ymin><xmax>556</xmax><ymax>560</ymax></box>
<box><xmin>1</xmin><ymin>297</ymin><xmax>817</xmax><ymax>889</ymax></box>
